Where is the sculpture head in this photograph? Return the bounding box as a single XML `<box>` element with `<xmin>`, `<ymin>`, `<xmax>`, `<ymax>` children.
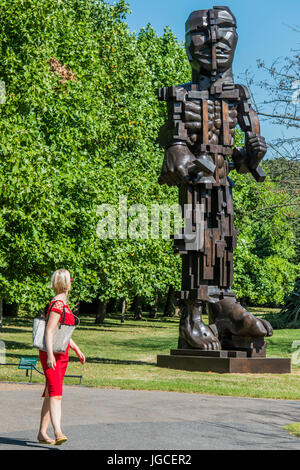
<box><xmin>185</xmin><ymin>6</ymin><xmax>238</xmax><ymax>77</ymax></box>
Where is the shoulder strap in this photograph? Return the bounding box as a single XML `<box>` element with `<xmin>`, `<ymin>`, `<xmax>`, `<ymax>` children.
<box><xmin>47</xmin><ymin>300</ymin><xmax>78</xmax><ymax>328</ymax></box>
<box><xmin>73</xmin><ymin>313</ymin><xmax>80</xmax><ymax>327</ymax></box>
<box><xmin>46</xmin><ymin>299</ymin><xmax>66</xmax><ymax>326</ymax></box>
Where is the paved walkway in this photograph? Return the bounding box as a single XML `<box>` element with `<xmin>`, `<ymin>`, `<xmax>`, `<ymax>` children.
<box><xmin>0</xmin><ymin>382</ymin><xmax>299</xmax><ymax>450</ymax></box>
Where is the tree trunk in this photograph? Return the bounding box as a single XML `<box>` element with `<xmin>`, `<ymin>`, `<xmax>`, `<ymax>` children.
<box><xmin>163</xmin><ymin>285</ymin><xmax>175</xmax><ymax>317</ymax></box>
<box><xmin>133</xmin><ymin>295</ymin><xmax>142</xmax><ymax>320</ymax></box>
<box><xmin>0</xmin><ymin>299</ymin><xmax>3</xmax><ymax>331</ymax></box>
<box><xmin>95</xmin><ymin>300</ymin><xmax>108</xmax><ymax>324</ymax></box>
<box><xmin>120</xmin><ymin>297</ymin><xmax>126</xmax><ymax>323</ymax></box>
<box><xmin>149</xmin><ymin>296</ymin><xmax>158</xmax><ymax>319</ymax></box>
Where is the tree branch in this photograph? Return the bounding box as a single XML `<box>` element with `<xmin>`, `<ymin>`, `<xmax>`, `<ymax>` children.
<box><xmin>257</xmin><ymin>111</ymin><xmax>300</xmax><ymax>125</ymax></box>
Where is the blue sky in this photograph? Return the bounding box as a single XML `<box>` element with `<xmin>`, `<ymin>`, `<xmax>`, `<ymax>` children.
<box><xmin>122</xmin><ymin>0</ymin><xmax>299</xmax><ymax>148</ymax></box>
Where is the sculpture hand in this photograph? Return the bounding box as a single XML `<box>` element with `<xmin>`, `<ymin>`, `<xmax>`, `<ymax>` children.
<box><xmin>158</xmin><ymin>144</ymin><xmax>196</xmax><ymax>186</ymax></box>
<box><xmin>246</xmin><ymin>132</ymin><xmax>267</xmax><ymax>169</ymax></box>
<box><xmin>259</xmin><ymin>318</ymin><xmax>273</xmax><ymax>337</ymax></box>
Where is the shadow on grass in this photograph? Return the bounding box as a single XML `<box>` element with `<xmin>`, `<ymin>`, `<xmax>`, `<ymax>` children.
<box><xmin>2</xmin><ymin>314</ymin><xmax>180</xmax><ymax>330</ymax></box>
<box><xmin>106</xmin><ymin>337</ymin><xmax>177</xmax><ymax>351</ymax></box>
<box><xmin>3</xmin><ymin>341</ymin><xmax>35</xmax><ymax>351</ymax></box>
<box><xmin>79</xmin><ymin>312</ymin><xmax>179</xmax><ymax>327</ymax></box>
<box><xmin>78</xmin><ymin>321</ymin><xmax>172</xmax><ymax>330</ymax></box>
<box><xmin>85</xmin><ymin>356</ymin><xmax>156</xmax><ymax>366</ymax></box>
<box><xmin>80</xmin><ymin>318</ymin><xmax>178</xmax><ymax>331</ymax></box>
<box><xmin>2</xmin><ymin>317</ymin><xmax>33</xmax><ymax>326</ymax></box>
<box><xmin>0</xmin><ymin>327</ymin><xmax>31</xmax><ymax>334</ymax></box>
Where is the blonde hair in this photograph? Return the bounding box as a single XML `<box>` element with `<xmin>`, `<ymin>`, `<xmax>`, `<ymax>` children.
<box><xmin>51</xmin><ymin>269</ymin><xmax>71</xmax><ymax>294</ymax></box>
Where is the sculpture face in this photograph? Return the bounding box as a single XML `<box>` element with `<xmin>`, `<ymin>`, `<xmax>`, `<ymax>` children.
<box><xmin>185</xmin><ymin>7</ymin><xmax>238</xmax><ymax>75</ymax></box>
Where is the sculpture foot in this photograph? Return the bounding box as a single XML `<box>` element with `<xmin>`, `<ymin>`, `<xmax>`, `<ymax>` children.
<box><xmin>179</xmin><ymin>300</ymin><xmax>221</xmax><ymax>350</ymax></box>
<box><xmin>179</xmin><ymin>331</ymin><xmax>221</xmax><ymax>351</ymax></box>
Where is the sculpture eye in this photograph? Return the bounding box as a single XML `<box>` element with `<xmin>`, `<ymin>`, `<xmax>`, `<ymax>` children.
<box><xmin>218</xmin><ymin>22</ymin><xmax>235</xmax><ymax>28</ymax></box>
<box><xmin>192</xmin><ymin>33</ymin><xmax>207</xmax><ymax>47</ymax></box>
<box><xmin>192</xmin><ymin>31</ymin><xmax>206</xmax><ymax>37</ymax></box>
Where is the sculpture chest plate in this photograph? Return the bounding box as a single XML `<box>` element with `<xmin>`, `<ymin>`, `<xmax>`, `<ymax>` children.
<box><xmin>159</xmin><ymin>83</ymin><xmax>241</xmax><ymax>184</ymax></box>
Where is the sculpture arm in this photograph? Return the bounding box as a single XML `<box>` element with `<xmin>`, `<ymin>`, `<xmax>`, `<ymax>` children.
<box><xmin>234</xmin><ymin>85</ymin><xmax>267</xmax><ymax>182</ymax></box>
<box><xmin>157</xmin><ymin>86</ymin><xmax>197</xmax><ymax>186</ymax></box>
<box><xmin>157</xmin><ymin>86</ymin><xmax>189</xmax><ymax>148</ymax></box>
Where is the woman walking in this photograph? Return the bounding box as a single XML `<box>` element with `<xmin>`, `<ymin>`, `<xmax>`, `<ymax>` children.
<box><xmin>37</xmin><ymin>269</ymin><xmax>85</xmax><ymax>445</ymax></box>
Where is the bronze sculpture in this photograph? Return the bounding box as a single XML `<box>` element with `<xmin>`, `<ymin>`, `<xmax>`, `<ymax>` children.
<box><xmin>158</xmin><ymin>6</ymin><xmax>274</xmax><ymax>355</ymax></box>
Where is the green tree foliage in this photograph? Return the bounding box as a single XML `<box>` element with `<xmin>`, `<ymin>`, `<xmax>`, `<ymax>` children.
<box><xmin>231</xmin><ymin>172</ymin><xmax>298</xmax><ymax>306</ymax></box>
<box><xmin>0</xmin><ymin>0</ymin><xmax>187</xmax><ymax>311</ymax></box>
<box><xmin>231</xmin><ymin>131</ymin><xmax>299</xmax><ymax>306</ymax></box>
<box><xmin>0</xmin><ymin>0</ymin><xmax>297</xmax><ymax>312</ymax></box>
<box><xmin>270</xmin><ymin>277</ymin><xmax>300</xmax><ymax>328</ymax></box>
<box><xmin>262</xmin><ymin>157</ymin><xmax>300</xmax><ymax>265</ymax></box>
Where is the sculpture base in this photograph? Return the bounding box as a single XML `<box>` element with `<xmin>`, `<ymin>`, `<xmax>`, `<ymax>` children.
<box><xmin>157</xmin><ymin>350</ymin><xmax>291</xmax><ymax>374</ymax></box>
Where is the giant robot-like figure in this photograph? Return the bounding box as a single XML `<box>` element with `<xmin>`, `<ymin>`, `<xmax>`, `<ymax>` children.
<box><xmin>158</xmin><ymin>6</ymin><xmax>273</xmax><ymax>351</ymax></box>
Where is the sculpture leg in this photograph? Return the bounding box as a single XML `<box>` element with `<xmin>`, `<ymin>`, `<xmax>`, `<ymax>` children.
<box><xmin>176</xmin><ymin>178</ymin><xmax>273</xmax><ymax>351</ymax></box>
<box><xmin>205</xmin><ymin>183</ymin><xmax>273</xmax><ymax>346</ymax></box>
<box><xmin>176</xmin><ymin>182</ymin><xmax>222</xmax><ymax>350</ymax></box>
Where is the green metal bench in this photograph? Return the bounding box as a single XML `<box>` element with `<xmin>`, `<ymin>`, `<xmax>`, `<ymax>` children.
<box><xmin>18</xmin><ymin>357</ymin><xmax>39</xmax><ymax>383</ymax></box>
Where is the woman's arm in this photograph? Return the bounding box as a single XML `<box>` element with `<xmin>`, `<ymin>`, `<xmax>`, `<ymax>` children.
<box><xmin>45</xmin><ymin>311</ymin><xmax>61</xmax><ymax>369</ymax></box>
<box><xmin>69</xmin><ymin>338</ymin><xmax>86</xmax><ymax>364</ymax></box>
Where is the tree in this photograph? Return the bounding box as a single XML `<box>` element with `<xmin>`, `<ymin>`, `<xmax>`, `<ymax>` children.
<box><xmin>95</xmin><ymin>300</ymin><xmax>108</xmax><ymax>325</ymax></box>
<box><xmin>271</xmin><ymin>277</ymin><xmax>300</xmax><ymax>328</ymax></box>
<box><xmin>246</xmin><ymin>27</ymin><xmax>299</xmax><ymax>153</ymax></box>
<box><xmin>243</xmin><ymin>29</ymin><xmax>300</xmax><ymax>244</ymax></box>
<box><xmin>239</xmin><ymin>28</ymin><xmax>300</xmax><ymax>307</ymax></box>
<box><xmin>0</xmin><ymin>298</ymin><xmax>2</xmax><ymax>330</ymax></box>
<box><xmin>0</xmin><ymin>0</ymin><xmax>186</xmax><ymax>313</ymax></box>
<box><xmin>163</xmin><ymin>285</ymin><xmax>175</xmax><ymax>317</ymax></box>
<box><xmin>262</xmin><ymin>157</ymin><xmax>300</xmax><ymax>265</ymax></box>
<box><xmin>229</xmin><ymin>130</ymin><xmax>299</xmax><ymax>306</ymax></box>
<box><xmin>120</xmin><ymin>297</ymin><xmax>126</xmax><ymax>323</ymax></box>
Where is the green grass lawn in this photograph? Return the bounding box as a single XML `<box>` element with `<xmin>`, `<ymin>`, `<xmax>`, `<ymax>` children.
<box><xmin>0</xmin><ymin>308</ymin><xmax>299</xmax><ymax>400</ymax></box>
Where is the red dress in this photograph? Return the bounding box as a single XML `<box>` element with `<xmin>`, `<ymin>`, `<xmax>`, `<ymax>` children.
<box><xmin>39</xmin><ymin>299</ymin><xmax>75</xmax><ymax>397</ymax></box>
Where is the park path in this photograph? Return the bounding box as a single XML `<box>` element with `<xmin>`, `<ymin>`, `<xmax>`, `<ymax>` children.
<box><xmin>0</xmin><ymin>382</ymin><xmax>299</xmax><ymax>450</ymax></box>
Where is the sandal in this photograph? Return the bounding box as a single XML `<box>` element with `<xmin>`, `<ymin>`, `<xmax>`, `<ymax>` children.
<box><xmin>38</xmin><ymin>436</ymin><xmax>55</xmax><ymax>445</ymax></box>
<box><xmin>55</xmin><ymin>435</ymin><xmax>68</xmax><ymax>445</ymax></box>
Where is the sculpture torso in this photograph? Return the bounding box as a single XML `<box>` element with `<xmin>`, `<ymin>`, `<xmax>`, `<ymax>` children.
<box><xmin>159</xmin><ymin>81</ymin><xmax>242</xmax><ymax>184</ymax></box>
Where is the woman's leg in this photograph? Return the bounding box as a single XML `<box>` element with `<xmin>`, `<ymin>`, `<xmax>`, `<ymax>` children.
<box><xmin>48</xmin><ymin>356</ymin><xmax>68</xmax><ymax>440</ymax></box>
<box><xmin>38</xmin><ymin>387</ymin><xmax>55</xmax><ymax>442</ymax></box>
<box><xmin>49</xmin><ymin>396</ymin><xmax>66</xmax><ymax>438</ymax></box>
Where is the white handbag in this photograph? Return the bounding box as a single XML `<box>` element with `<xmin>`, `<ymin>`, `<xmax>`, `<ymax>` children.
<box><xmin>32</xmin><ymin>300</ymin><xmax>79</xmax><ymax>353</ymax></box>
